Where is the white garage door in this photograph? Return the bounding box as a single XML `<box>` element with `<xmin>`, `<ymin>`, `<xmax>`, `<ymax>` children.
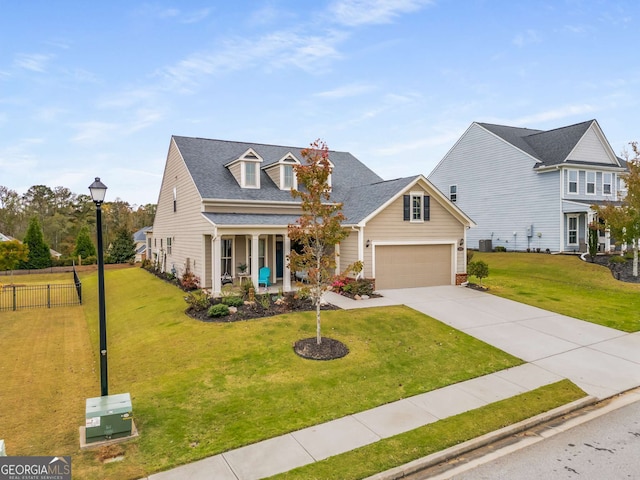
<box><xmin>375</xmin><ymin>244</ymin><xmax>452</xmax><ymax>289</ymax></box>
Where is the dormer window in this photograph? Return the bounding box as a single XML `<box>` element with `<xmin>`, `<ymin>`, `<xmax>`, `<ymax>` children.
<box><xmin>283</xmin><ymin>164</ymin><xmax>294</xmax><ymax>189</ymax></box>
<box><xmin>225</xmin><ymin>148</ymin><xmax>263</xmax><ymax>189</ymax></box>
<box><xmin>263</xmin><ymin>153</ymin><xmax>300</xmax><ymax>190</ymax></box>
<box><xmin>244</xmin><ymin>162</ymin><xmax>258</xmax><ymax>187</ymax></box>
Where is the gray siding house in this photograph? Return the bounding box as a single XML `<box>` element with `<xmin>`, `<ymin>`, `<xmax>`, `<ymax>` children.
<box><xmin>150</xmin><ymin>136</ymin><xmax>474</xmax><ymax>294</ymax></box>
<box><xmin>428</xmin><ymin>120</ymin><xmax>627</xmax><ymax>253</ymax></box>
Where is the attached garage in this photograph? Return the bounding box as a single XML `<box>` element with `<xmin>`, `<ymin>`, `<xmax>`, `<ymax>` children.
<box><xmin>374</xmin><ymin>243</ymin><xmax>453</xmax><ymax>289</ymax></box>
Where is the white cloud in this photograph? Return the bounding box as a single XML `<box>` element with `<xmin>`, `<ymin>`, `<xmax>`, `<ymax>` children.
<box><xmin>14</xmin><ymin>53</ymin><xmax>54</xmax><ymax>73</ymax></box>
<box><xmin>127</xmin><ymin>109</ymin><xmax>165</xmax><ymax>133</ymax></box>
<box><xmin>373</xmin><ymin>130</ymin><xmax>462</xmax><ymax>156</ymax></box>
<box><xmin>159</xmin><ymin>30</ymin><xmax>345</xmax><ymax>90</ymax></box>
<box><xmin>513</xmin><ymin>29</ymin><xmax>542</xmax><ymax>47</ymax></box>
<box><xmin>328</xmin><ymin>0</ymin><xmax>433</xmax><ymax>27</ymax></box>
<box><xmin>512</xmin><ymin>104</ymin><xmax>597</xmax><ymax>126</ymax></box>
<box><xmin>181</xmin><ymin>8</ymin><xmax>212</xmax><ymax>24</ymax></box>
<box><xmin>314</xmin><ymin>83</ymin><xmax>376</xmax><ymax>99</ymax></box>
<box><xmin>71</xmin><ymin>121</ymin><xmax>119</xmax><ymax>144</ymax></box>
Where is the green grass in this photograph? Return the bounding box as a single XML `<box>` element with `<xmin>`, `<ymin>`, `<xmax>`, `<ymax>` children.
<box><xmin>1</xmin><ymin>267</ymin><xmax>526</xmax><ymax>479</ymax></box>
<box><xmin>271</xmin><ymin>379</ymin><xmax>585</xmax><ymax>480</ymax></box>
<box><xmin>469</xmin><ymin>252</ymin><xmax>640</xmax><ymax>332</ymax></box>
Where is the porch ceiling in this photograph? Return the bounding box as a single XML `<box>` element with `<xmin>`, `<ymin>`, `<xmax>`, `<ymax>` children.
<box><xmin>202</xmin><ymin>212</ymin><xmax>301</xmax><ymax>227</ymax></box>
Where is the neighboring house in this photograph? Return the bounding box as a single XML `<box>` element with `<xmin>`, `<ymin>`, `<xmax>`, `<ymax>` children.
<box><xmin>133</xmin><ymin>226</ymin><xmax>152</xmax><ymax>262</ymax></box>
<box><xmin>0</xmin><ymin>232</ymin><xmax>61</xmax><ymax>260</ymax></box>
<box><xmin>150</xmin><ymin>136</ymin><xmax>474</xmax><ymax>294</ymax></box>
<box><xmin>428</xmin><ymin>119</ymin><xmax>627</xmax><ymax>253</ymax></box>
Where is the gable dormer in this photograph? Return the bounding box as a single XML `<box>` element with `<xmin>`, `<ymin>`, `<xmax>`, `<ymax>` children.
<box><xmin>225</xmin><ymin>148</ymin><xmax>263</xmax><ymax>189</ymax></box>
<box><xmin>263</xmin><ymin>153</ymin><xmax>300</xmax><ymax>190</ymax></box>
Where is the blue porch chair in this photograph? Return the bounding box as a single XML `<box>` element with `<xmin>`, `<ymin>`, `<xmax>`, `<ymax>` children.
<box><xmin>258</xmin><ymin>267</ymin><xmax>271</xmax><ymax>290</ymax></box>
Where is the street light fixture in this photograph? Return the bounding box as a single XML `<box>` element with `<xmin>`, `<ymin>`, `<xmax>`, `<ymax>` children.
<box><xmin>89</xmin><ymin>177</ymin><xmax>108</xmax><ymax>397</ymax></box>
<box><xmin>82</xmin><ymin>178</ymin><xmax>135</xmax><ymax>447</ymax></box>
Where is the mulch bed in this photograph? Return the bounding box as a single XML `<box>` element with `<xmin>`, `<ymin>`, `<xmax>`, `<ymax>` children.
<box><xmin>588</xmin><ymin>254</ymin><xmax>640</xmax><ymax>283</ymax></box>
<box><xmin>293</xmin><ymin>337</ymin><xmax>349</xmax><ymax>360</ymax></box>
<box><xmin>186</xmin><ymin>296</ymin><xmax>339</xmax><ymax>322</ymax></box>
<box><xmin>466</xmin><ymin>283</ymin><xmax>488</xmax><ymax>292</ymax></box>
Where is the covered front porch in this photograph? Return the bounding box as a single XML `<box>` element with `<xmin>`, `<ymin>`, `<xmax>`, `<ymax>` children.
<box><xmin>562</xmin><ymin>200</ymin><xmax>611</xmax><ymax>253</ymax></box>
<box><xmin>203</xmin><ymin>230</ymin><xmax>294</xmax><ymax>295</ymax></box>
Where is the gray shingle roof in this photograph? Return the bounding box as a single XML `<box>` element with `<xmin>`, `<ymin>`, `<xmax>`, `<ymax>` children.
<box><xmin>341</xmin><ymin>176</ymin><xmax>418</xmax><ymax>224</ymax></box>
<box><xmin>479</xmin><ymin>120</ymin><xmax>605</xmax><ymax>167</ymax></box>
<box><xmin>173</xmin><ymin>136</ymin><xmax>384</xmax><ymax>203</ymax></box>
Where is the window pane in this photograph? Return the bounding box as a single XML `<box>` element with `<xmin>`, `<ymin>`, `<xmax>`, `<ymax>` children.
<box><xmin>283</xmin><ymin>165</ymin><xmax>293</xmax><ymax>188</ymax></box>
<box><xmin>245</xmin><ymin>163</ymin><xmax>256</xmax><ymax>186</ymax></box>
<box><xmin>603</xmin><ymin>173</ymin><xmax>612</xmax><ymax>195</ymax></box>
<box><xmin>412</xmin><ymin>195</ymin><xmax>422</xmax><ymax>220</ymax></box>
<box><xmin>587</xmin><ymin>172</ymin><xmax>595</xmax><ymax>194</ymax></box>
<box><xmin>568</xmin><ymin>170</ymin><xmax>577</xmax><ymax>193</ymax></box>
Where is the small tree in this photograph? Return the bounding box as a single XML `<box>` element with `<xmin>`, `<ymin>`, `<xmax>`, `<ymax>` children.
<box><xmin>468</xmin><ymin>260</ymin><xmax>489</xmax><ymax>286</ymax></box>
<box><xmin>107</xmin><ymin>227</ymin><xmax>136</xmax><ymax>264</ymax></box>
<box><xmin>588</xmin><ymin>222</ymin><xmax>599</xmax><ymax>262</ymax></box>
<box><xmin>21</xmin><ymin>217</ymin><xmax>51</xmax><ymax>269</ymax></box>
<box><xmin>595</xmin><ymin>141</ymin><xmax>640</xmax><ymax>276</ymax></box>
<box><xmin>73</xmin><ymin>225</ymin><xmax>96</xmax><ymax>260</ymax></box>
<box><xmin>0</xmin><ymin>240</ymin><xmax>29</xmax><ymax>281</ymax></box>
<box><xmin>288</xmin><ymin>140</ymin><xmax>348</xmax><ymax>345</ymax></box>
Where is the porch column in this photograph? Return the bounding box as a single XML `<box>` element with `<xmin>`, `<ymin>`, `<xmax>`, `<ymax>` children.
<box><xmin>283</xmin><ymin>234</ymin><xmax>291</xmax><ymax>291</ymax></box>
<box><xmin>212</xmin><ymin>236</ymin><xmax>221</xmax><ymax>295</ymax></box>
<box><xmin>251</xmin><ymin>234</ymin><xmax>260</xmax><ymax>287</ymax></box>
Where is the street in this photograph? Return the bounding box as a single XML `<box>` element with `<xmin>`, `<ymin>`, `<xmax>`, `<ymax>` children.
<box><xmin>417</xmin><ymin>396</ymin><xmax>640</xmax><ymax>479</ymax></box>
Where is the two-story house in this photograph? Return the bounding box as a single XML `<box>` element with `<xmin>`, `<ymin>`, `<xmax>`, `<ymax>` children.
<box><xmin>150</xmin><ymin>136</ymin><xmax>474</xmax><ymax>294</ymax></box>
<box><xmin>428</xmin><ymin>120</ymin><xmax>627</xmax><ymax>253</ymax></box>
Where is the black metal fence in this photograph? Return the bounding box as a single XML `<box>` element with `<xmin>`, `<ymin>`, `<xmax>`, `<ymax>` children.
<box><xmin>0</xmin><ymin>268</ymin><xmax>82</xmax><ymax>312</ymax></box>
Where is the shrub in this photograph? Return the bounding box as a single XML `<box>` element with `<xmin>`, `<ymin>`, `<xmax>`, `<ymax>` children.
<box><xmin>609</xmin><ymin>255</ymin><xmax>627</xmax><ymax>264</ymax></box>
<box><xmin>180</xmin><ymin>270</ymin><xmax>200</xmax><ymax>291</ymax></box>
<box><xmin>494</xmin><ymin>246</ymin><xmax>507</xmax><ymax>252</ymax></box>
<box><xmin>185</xmin><ymin>290</ymin><xmax>211</xmax><ymax>312</ymax></box>
<box><xmin>222</xmin><ymin>295</ymin><xmax>244</xmax><ymax>307</ymax></box>
<box><xmin>241</xmin><ymin>278</ymin><xmax>255</xmax><ymax>297</ymax></box>
<box><xmin>208</xmin><ymin>304</ymin><xmax>230</xmax><ymax>318</ymax></box>
<box><xmin>257</xmin><ymin>294</ymin><xmax>271</xmax><ymax>309</ymax></box>
<box><xmin>468</xmin><ymin>260</ymin><xmax>489</xmax><ymax>285</ymax></box>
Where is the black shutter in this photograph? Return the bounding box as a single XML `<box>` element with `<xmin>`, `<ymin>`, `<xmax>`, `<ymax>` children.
<box><xmin>424</xmin><ymin>196</ymin><xmax>430</xmax><ymax>221</ymax></box>
<box><xmin>403</xmin><ymin>195</ymin><xmax>410</xmax><ymax>221</ymax></box>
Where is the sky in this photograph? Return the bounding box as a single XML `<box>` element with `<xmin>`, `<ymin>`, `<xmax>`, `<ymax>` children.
<box><xmin>1</xmin><ymin>0</ymin><xmax>638</xmax><ymax>207</ymax></box>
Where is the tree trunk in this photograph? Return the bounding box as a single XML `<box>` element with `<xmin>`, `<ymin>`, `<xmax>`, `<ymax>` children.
<box><xmin>316</xmin><ymin>299</ymin><xmax>322</xmax><ymax>345</ymax></box>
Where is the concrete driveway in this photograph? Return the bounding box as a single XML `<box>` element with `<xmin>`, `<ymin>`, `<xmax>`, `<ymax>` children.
<box><xmin>372</xmin><ymin>286</ymin><xmax>640</xmax><ymax>399</ymax></box>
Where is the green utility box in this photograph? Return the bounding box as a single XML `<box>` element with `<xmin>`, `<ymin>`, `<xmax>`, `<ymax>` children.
<box><xmin>85</xmin><ymin>393</ymin><xmax>133</xmax><ymax>443</ymax></box>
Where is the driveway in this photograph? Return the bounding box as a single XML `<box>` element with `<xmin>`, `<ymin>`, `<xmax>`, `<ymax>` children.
<box><xmin>329</xmin><ymin>286</ymin><xmax>640</xmax><ymax>399</ymax></box>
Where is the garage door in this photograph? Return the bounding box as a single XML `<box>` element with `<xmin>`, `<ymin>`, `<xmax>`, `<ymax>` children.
<box><xmin>375</xmin><ymin>244</ymin><xmax>452</xmax><ymax>289</ymax></box>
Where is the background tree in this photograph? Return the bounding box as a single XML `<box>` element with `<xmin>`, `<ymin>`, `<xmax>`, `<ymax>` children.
<box><xmin>288</xmin><ymin>140</ymin><xmax>348</xmax><ymax>346</ymax></box>
<box><xmin>73</xmin><ymin>225</ymin><xmax>97</xmax><ymax>260</ymax></box>
<box><xmin>0</xmin><ymin>240</ymin><xmax>29</xmax><ymax>275</ymax></box>
<box><xmin>21</xmin><ymin>217</ymin><xmax>52</xmax><ymax>269</ymax></box>
<box><xmin>0</xmin><ymin>186</ymin><xmax>25</xmax><ymax>237</ymax></box>
<box><xmin>595</xmin><ymin>141</ymin><xmax>640</xmax><ymax>276</ymax></box>
<box><xmin>107</xmin><ymin>227</ymin><xmax>136</xmax><ymax>264</ymax></box>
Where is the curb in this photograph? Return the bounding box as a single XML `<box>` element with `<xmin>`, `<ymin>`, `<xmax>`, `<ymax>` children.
<box><xmin>364</xmin><ymin>395</ymin><xmax>598</xmax><ymax>480</ymax></box>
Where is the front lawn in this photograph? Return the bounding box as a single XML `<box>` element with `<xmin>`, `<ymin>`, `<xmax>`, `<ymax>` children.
<box><xmin>2</xmin><ymin>267</ymin><xmax>524</xmax><ymax>479</ymax></box>
<box><xmin>470</xmin><ymin>252</ymin><xmax>640</xmax><ymax>332</ymax></box>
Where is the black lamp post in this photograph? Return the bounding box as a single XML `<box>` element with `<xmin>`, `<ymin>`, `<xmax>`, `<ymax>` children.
<box><xmin>89</xmin><ymin>177</ymin><xmax>108</xmax><ymax>397</ymax></box>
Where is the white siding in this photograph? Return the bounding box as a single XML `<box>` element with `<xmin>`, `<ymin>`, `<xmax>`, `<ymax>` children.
<box><xmin>429</xmin><ymin>123</ymin><xmax>561</xmax><ymax>252</ymax></box>
<box><xmin>568</xmin><ymin>126</ymin><xmax>617</xmax><ymax>165</ymax></box>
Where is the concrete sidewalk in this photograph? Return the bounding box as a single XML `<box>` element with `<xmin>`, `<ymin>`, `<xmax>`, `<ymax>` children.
<box><xmin>147</xmin><ymin>286</ymin><xmax>640</xmax><ymax>480</ymax></box>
